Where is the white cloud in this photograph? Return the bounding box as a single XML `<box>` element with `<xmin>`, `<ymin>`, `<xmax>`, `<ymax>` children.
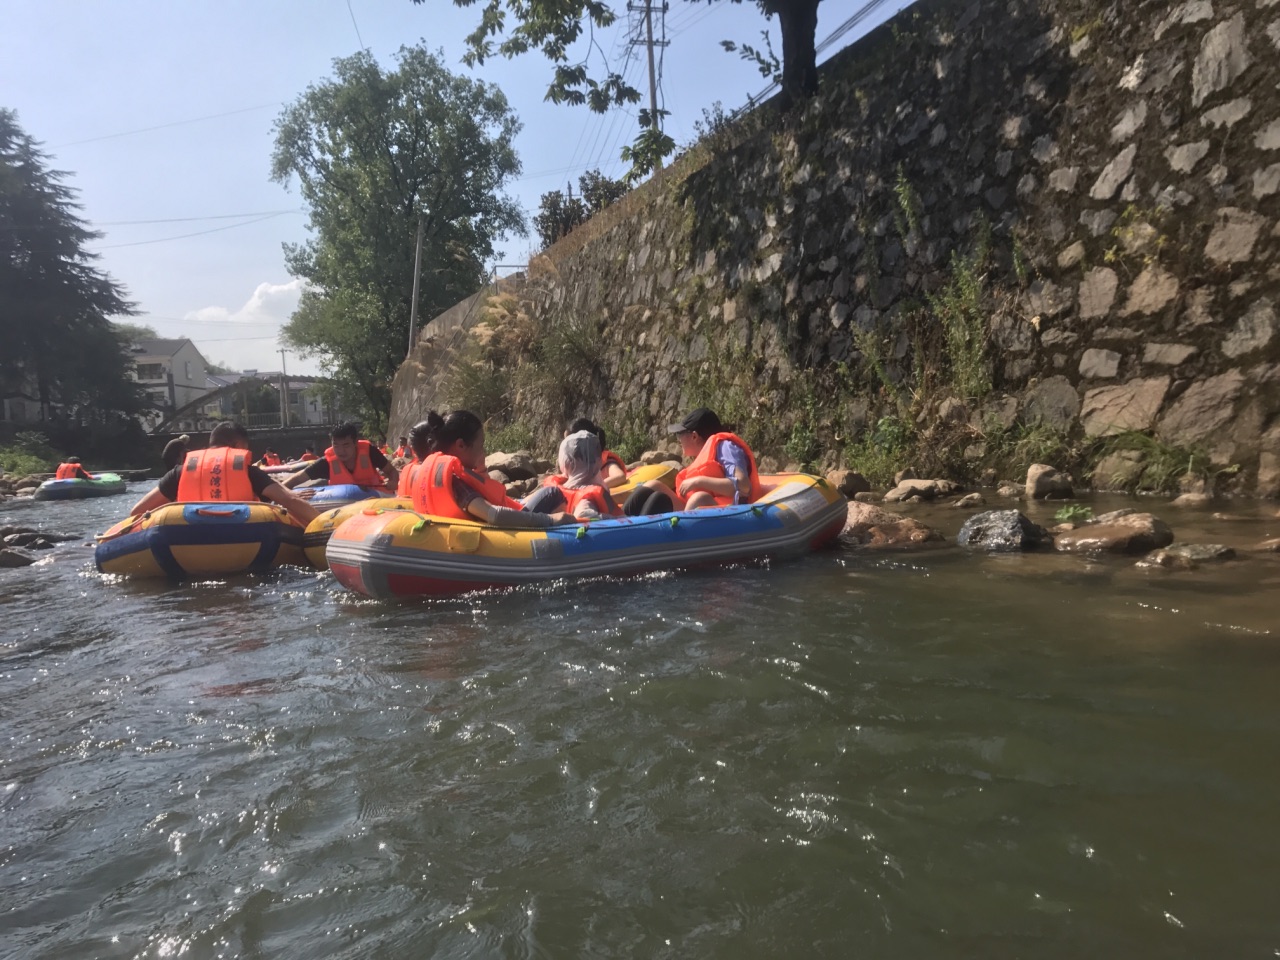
<box><xmin>176</xmin><ymin>278</ymin><xmax>320</xmax><ymax>375</ymax></box>
<box><xmin>185</xmin><ymin>278</ymin><xmax>306</xmax><ymax>325</ymax></box>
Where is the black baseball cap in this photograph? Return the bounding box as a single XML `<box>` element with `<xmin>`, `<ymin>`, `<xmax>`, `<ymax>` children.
<box><xmin>668</xmin><ymin>407</ymin><xmax>723</xmax><ymax>436</ymax></box>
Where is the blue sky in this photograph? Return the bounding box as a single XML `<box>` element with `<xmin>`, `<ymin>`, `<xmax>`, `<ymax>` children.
<box><xmin>2</xmin><ymin>0</ymin><xmax>910</xmax><ymax>374</ymax></box>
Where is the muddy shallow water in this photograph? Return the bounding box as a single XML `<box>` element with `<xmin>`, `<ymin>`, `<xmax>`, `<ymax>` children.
<box><xmin>1</xmin><ymin>490</ymin><xmax>1277</xmax><ymax>958</ymax></box>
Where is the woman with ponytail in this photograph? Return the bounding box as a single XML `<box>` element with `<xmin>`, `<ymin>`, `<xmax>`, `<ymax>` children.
<box><xmin>410</xmin><ymin>410</ymin><xmax>572</xmax><ymax>528</ymax></box>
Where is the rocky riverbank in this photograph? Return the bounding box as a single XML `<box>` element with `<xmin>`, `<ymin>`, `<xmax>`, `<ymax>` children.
<box><xmin>472</xmin><ymin>445</ymin><xmax>1280</xmax><ymax>572</ymax></box>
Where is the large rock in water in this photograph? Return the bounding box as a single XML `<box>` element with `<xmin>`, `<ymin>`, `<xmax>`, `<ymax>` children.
<box><xmin>1055</xmin><ymin>513</ymin><xmax>1174</xmax><ymax>554</ymax></box>
<box><xmin>883</xmin><ymin>478</ymin><xmax>962</xmax><ymax>502</ymax></box>
<box><xmin>0</xmin><ymin>548</ymin><xmax>36</xmax><ymax>568</ymax></box>
<box><xmin>824</xmin><ymin>469</ymin><xmax>871</xmax><ymax>497</ymax></box>
<box><xmin>1025</xmin><ymin>464</ymin><xmax>1073</xmax><ymax>500</ymax></box>
<box><xmin>841</xmin><ymin>502</ymin><xmax>945</xmax><ymax>549</ymax></box>
<box><xmin>956</xmin><ymin>510</ymin><xmax>1053</xmax><ymax>551</ymax></box>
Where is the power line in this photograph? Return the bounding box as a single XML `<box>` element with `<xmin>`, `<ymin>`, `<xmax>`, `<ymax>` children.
<box><xmin>95</xmin><ymin>209</ymin><xmax>302</xmax><ymax>226</ymax></box>
<box><xmin>51</xmin><ymin>104</ymin><xmax>278</xmax><ymax>149</ymax></box>
<box><xmin>95</xmin><ymin>212</ymin><xmax>290</xmax><ymax>249</ymax></box>
<box><xmin>345</xmin><ymin>0</ymin><xmax>367</xmax><ymax>50</ymax></box>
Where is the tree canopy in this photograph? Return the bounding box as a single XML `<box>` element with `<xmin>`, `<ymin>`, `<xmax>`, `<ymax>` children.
<box><xmin>271</xmin><ymin>46</ymin><xmax>524</xmax><ymax>431</ymax></box>
<box><xmin>0</xmin><ymin>109</ymin><xmax>142</xmax><ymax>421</ymax></box>
<box><xmin>433</xmin><ymin>0</ymin><xmax>822</xmax><ymax>175</ymax></box>
<box><xmin>532</xmin><ymin>167</ymin><xmax>626</xmax><ymax>248</ymax></box>
<box><xmin>110</xmin><ymin>321</ymin><xmax>159</xmax><ymax>343</ymax></box>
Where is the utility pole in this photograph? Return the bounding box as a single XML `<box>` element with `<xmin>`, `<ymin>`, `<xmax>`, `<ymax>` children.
<box><xmin>407</xmin><ymin>212</ymin><xmax>425</xmax><ymax>359</ymax></box>
<box><xmin>628</xmin><ymin>2</ymin><xmax>669</xmax><ymax>171</ymax></box>
<box><xmin>278</xmin><ymin>349</ymin><xmax>289</xmax><ymax>427</ymax></box>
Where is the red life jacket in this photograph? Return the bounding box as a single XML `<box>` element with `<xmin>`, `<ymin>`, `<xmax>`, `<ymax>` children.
<box><xmin>325</xmin><ymin>441</ymin><xmax>384</xmax><ymax>487</ymax></box>
<box><xmin>55</xmin><ymin>462</ymin><xmax>90</xmax><ymax>480</ymax></box>
<box><xmin>396</xmin><ymin>457</ymin><xmax>421</xmax><ymax>497</ymax></box>
<box><xmin>412</xmin><ymin>452</ymin><xmax>523</xmax><ymax>520</ymax></box>
<box><xmin>394</xmin><ymin>445</ymin><xmax>406</xmax><ymax>458</ymax></box>
<box><xmin>674</xmin><ymin>432</ymin><xmax>762</xmax><ymax>507</ymax></box>
<box><xmin>601</xmin><ymin>450</ymin><xmax>627</xmax><ymax>475</ymax></box>
<box><xmin>300</xmin><ymin>452</ymin><xmax>318</xmax><ymax>462</ymax></box>
<box><xmin>263</xmin><ymin>452</ymin><xmax>282</xmax><ymax>466</ymax></box>
<box><xmin>176</xmin><ymin>447</ymin><xmax>256</xmax><ymax>502</ymax></box>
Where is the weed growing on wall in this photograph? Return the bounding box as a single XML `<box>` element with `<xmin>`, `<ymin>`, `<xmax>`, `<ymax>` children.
<box><xmin>927</xmin><ymin>227</ymin><xmax>994</xmax><ymax>402</ymax></box>
<box><xmin>845</xmin><ymin>415</ymin><xmax>913</xmax><ymax>485</ymax></box>
<box><xmin>1089</xmin><ymin>431</ymin><xmax>1222</xmax><ymax>494</ymax></box>
<box><xmin>486</xmin><ymin>421</ymin><xmax>538</xmax><ymax>454</ymax></box>
<box><xmin>981</xmin><ymin>418</ymin><xmax>1079</xmax><ymax>477</ymax></box>
<box><xmin>893</xmin><ymin>165</ymin><xmax>923</xmax><ymax>239</ymax></box>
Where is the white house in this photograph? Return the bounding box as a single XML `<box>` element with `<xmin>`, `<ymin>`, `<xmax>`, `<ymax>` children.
<box><xmin>129</xmin><ymin>339</ymin><xmax>209</xmax><ymax>412</ymax></box>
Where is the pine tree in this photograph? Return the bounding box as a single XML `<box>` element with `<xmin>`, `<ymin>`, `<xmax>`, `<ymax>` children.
<box><xmin>0</xmin><ymin>109</ymin><xmax>141</xmax><ymax>420</ymax></box>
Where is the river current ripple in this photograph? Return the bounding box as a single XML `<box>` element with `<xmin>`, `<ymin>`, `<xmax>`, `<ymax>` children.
<box><xmin>2</xmin><ymin>493</ymin><xmax>1278</xmax><ymax>958</ymax></box>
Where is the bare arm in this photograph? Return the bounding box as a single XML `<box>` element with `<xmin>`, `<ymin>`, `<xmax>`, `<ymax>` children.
<box><xmin>601</xmin><ymin>462</ymin><xmax>628</xmax><ymax>489</ymax></box>
<box><xmin>129</xmin><ymin>486</ymin><xmax>170</xmax><ymax>517</ymax></box>
<box><xmin>465</xmin><ymin>498</ymin><xmax>572</xmax><ymax>528</ymax></box>
<box><xmin>380</xmin><ymin>462</ymin><xmax>400</xmax><ymax>490</ymax></box>
<box><xmin>261</xmin><ymin>482</ymin><xmax>320</xmax><ymax>526</ymax></box>
<box><xmin>279</xmin><ymin>469</ymin><xmax>310</xmax><ymax>489</ymax></box>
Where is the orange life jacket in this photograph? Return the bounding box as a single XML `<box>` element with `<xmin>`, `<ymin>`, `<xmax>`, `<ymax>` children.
<box><xmin>601</xmin><ymin>450</ymin><xmax>627</xmax><ymax>475</ymax></box>
<box><xmin>300</xmin><ymin>452</ymin><xmax>318</xmax><ymax>461</ymax></box>
<box><xmin>325</xmin><ymin>441</ymin><xmax>384</xmax><ymax>487</ymax></box>
<box><xmin>394</xmin><ymin>445</ymin><xmax>406</xmax><ymax>458</ymax></box>
<box><xmin>564</xmin><ymin>484</ymin><xmax>620</xmax><ymax>517</ymax></box>
<box><xmin>55</xmin><ymin>462</ymin><xmax>90</xmax><ymax>480</ymax></box>
<box><xmin>412</xmin><ymin>452</ymin><xmax>523</xmax><ymax>521</ymax></box>
<box><xmin>539</xmin><ymin>475</ymin><xmax>620</xmax><ymax>516</ymax></box>
<box><xmin>263</xmin><ymin>452</ymin><xmax>282</xmax><ymax>466</ymax></box>
<box><xmin>396</xmin><ymin>457</ymin><xmax>421</xmax><ymax>497</ymax></box>
<box><xmin>176</xmin><ymin>447</ymin><xmax>256</xmax><ymax>502</ymax></box>
<box><xmin>674</xmin><ymin>432</ymin><xmax>762</xmax><ymax>507</ymax></box>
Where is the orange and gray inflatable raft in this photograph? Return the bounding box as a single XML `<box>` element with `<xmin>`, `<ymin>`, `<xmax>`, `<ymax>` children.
<box><xmin>95</xmin><ymin>502</ymin><xmax>306</xmax><ymax>578</ymax></box>
<box><xmin>327</xmin><ymin>474</ymin><xmax>848</xmax><ymax>599</ymax></box>
<box><xmin>303</xmin><ymin>497</ymin><xmax>413</xmax><ymax>569</ymax></box>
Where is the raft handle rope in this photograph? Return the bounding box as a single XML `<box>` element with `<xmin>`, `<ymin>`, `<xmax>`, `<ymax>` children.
<box><xmin>352</xmin><ymin>482</ymin><xmax>835</xmax><ymax>535</ymax></box>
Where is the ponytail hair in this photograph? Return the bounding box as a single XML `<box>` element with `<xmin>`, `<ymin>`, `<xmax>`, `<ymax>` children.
<box><xmin>568</xmin><ymin>416</ymin><xmax>607</xmax><ymax>449</ymax></box>
<box><xmin>422</xmin><ymin>409</ymin><xmax>483</xmax><ymax>454</ymax></box>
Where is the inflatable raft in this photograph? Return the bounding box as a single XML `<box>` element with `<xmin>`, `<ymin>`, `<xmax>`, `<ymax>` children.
<box><xmin>33</xmin><ymin>473</ymin><xmax>126</xmax><ymax>501</ymax></box>
<box><xmin>302</xmin><ymin>464</ymin><xmax>680</xmax><ymax>571</ymax></box>
<box><xmin>304</xmin><ymin>496</ymin><xmax>412</xmax><ymax>569</ymax></box>
<box><xmin>95</xmin><ymin>502</ymin><xmax>306</xmax><ymax>578</ymax></box>
<box><xmin>307</xmin><ymin>483</ymin><xmax>394</xmax><ymax>510</ymax></box>
<box><xmin>327</xmin><ymin>474</ymin><xmax>848</xmax><ymax>599</ymax></box>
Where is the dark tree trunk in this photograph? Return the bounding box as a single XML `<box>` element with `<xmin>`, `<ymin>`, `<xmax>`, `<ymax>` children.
<box><xmin>775</xmin><ymin>0</ymin><xmax>821</xmax><ymax>109</ymax></box>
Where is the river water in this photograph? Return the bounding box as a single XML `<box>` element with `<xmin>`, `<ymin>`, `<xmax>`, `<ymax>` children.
<box><xmin>2</xmin><ymin>491</ymin><xmax>1278</xmax><ymax>958</ymax></box>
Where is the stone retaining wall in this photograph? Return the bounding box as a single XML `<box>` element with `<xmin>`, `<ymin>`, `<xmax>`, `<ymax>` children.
<box><xmin>391</xmin><ymin>0</ymin><xmax>1280</xmax><ymax>494</ymax></box>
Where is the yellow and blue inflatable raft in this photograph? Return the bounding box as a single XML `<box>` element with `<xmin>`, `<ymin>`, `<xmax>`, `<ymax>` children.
<box><xmin>95</xmin><ymin>502</ymin><xmax>306</xmax><ymax>578</ymax></box>
<box><xmin>327</xmin><ymin>474</ymin><xmax>848</xmax><ymax>599</ymax></box>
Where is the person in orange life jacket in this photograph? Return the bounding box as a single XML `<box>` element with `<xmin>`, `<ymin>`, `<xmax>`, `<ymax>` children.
<box><xmin>55</xmin><ymin>457</ymin><xmax>94</xmax><ymax>481</ymax></box>
<box><xmin>281</xmin><ymin>422</ymin><xmax>398</xmax><ymax>491</ymax></box>
<box><xmin>128</xmin><ymin>421</ymin><xmax>319</xmax><ymax>526</ymax></box>
<box><xmin>395</xmin><ymin>420</ymin><xmax>433</xmax><ymax>497</ymax></box>
<box><xmin>298</xmin><ymin>445</ymin><xmax>319</xmax><ymax>462</ymax></box>
<box><xmin>257</xmin><ymin>447</ymin><xmax>282</xmax><ymax>467</ymax></box>
<box><xmin>393</xmin><ymin>436</ymin><xmax>408</xmax><ymax>459</ymax></box>
<box><xmin>623</xmin><ymin>407</ymin><xmax>759</xmax><ymax>515</ymax></box>
<box><xmin>523</xmin><ymin>430</ymin><xmax>622</xmax><ymax>519</ymax></box>
<box><xmin>565</xmin><ymin>417</ymin><xmax>628</xmax><ymax>489</ymax></box>
<box><xmin>411</xmin><ymin>409</ymin><xmax>573</xmax><ymax>528</ymax></box>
